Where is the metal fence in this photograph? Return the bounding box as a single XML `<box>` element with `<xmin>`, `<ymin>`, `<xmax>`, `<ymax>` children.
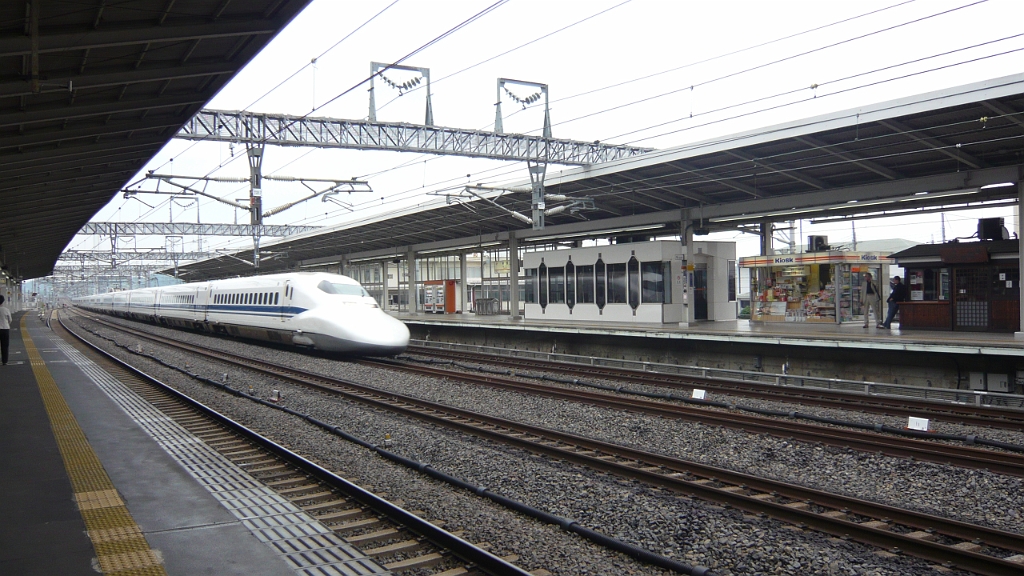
<box><xmin>474</xmin><ymin>298</ymin><xmax>500</xmax><ymax>315</ymax></box>
<box><xmin>410</xmin><ymin>339</ymin><xmax>1024</xmax><ymax>410</ymax></box>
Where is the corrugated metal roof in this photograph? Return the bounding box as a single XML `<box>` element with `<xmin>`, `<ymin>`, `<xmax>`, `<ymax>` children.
<box><xmin>0</xmin><ymin>0</ymin><xmax>312</xmax><ymax>280</ymax></box>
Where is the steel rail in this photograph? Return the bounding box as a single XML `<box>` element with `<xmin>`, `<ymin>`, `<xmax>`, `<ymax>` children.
<box><xmin>73</xmin><ymin>314</ymin><xmax>1024</xmax><ymax>576</ymax></box>
<box><xmin>407</xmin><ymin>345</ymin><xmax>1024</xmax><ymax>431</ymax></box>
<box><xmin>57</xmin><ymin>313</ymin><xmax>534</xmax><ymax>576</ymax></box>
<box><xmin>369</xmin><ymin>359</ymin><xmax>1024</xmax><ymax>477</ymax></box>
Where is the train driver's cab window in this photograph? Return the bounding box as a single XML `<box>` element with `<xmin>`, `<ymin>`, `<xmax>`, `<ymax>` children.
<box><xmin>317</xmin><ymin>280</ymin><xmax>370</xmax><ymax>297</ymax></box>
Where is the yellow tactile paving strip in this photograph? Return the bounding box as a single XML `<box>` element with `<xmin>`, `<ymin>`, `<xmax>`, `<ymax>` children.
<box><xmin>22</xmin><ymin>317</ymin><xmax>167</xmax><ymax>576</ymax></box>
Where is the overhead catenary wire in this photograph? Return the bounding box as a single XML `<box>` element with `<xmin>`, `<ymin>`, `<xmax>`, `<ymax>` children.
<box><xmin>177</xmin><ymin>0</ymin><xmax>509</xmax><ymax>231</ymax></box>
<box><xmin>500</xmin><ymin>0</ymin><xmax>921</xmax><ymax>124</ymax></box>
<box><xmin>287</xmin><ymin>42</ymin><xmax>1024</xmax><ymax>226</ymax></box>
<box><xmin>512</xmin><ymin>0</ymin><xmax>994</xmax><ymax>137</ymax></box>
<box><xmin>160</xmin><ymin>0</ymin><xmax>1000</xmax><ymax>223</ymax></box>
<box><xmin>145</xmin><ymin>0</ymin><xmax>403</xmax><ymax>177</ymax></box>
<box><xmin>358</xmin><ymin>0</ymin><xmax>925</xmax><ymax>185</ymax></box>
<box><xmin>136</xmin><ymin>3</ymin><xmax>1021</xmax><ymax>257</ymax></box>
<box><xmin>304</xmin><ymin>0</ymin><xmax>510</xmax><ymax>120</ymax></box>
<box><xmin>342</xmin><ymin>0</ymin><xmax>999</xmax><ymax>207</ymax></box>
<box><xmin>374</xmin><ymin>0</ymin><xmax>635</xmax><ymax>115</ymax></box>
<box><xmin>144</xmin><ymin>1</ymin><xmax>512</xmax><ymax>253</ymax></box>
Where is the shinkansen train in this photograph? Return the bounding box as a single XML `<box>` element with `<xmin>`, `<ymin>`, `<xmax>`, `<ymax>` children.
<box><xmin>74</xmin><ymin>272</ymin><xmax>410</xmax><ymax>355</ymax></box>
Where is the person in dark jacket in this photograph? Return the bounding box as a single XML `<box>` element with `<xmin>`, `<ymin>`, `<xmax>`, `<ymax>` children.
<box><xmin>0</xmin><ymin>295</ymin><xmax>11</xmax><ymax>365</ymax></box>
<box><xmin>881</xmin><ymin>275</ymin><xmax>908</xmax><ymax>329</ymax></box>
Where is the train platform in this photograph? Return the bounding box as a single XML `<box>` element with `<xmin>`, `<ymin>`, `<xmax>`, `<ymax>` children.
<box><xmin>0</xmin><ymin>312</ymin><xmax>385</xmax><ymax>576</ymax></box>
<box><xmin>395</xmin><ymin>312</ymin><xmax>1024</xmax><ymax>358</ymax></box>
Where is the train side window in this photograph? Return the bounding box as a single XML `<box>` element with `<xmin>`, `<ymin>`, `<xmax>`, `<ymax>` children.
<box><xmin>274</xmin><ymin>293</ymin><xmax>279</xmax><ymax>305</ymax></box>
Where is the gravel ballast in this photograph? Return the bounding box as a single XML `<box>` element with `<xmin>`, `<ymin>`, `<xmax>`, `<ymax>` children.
<box><xmin>67</xmin><ymin>315</ymin><xmax>996</xmax><ymax>576</ymax></box>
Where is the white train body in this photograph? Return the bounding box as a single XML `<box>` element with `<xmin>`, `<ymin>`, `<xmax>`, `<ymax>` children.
<box><xmin>74</xmin><ymin>272</ymin><xmax>410</xmax><ymax>355</ymax></box>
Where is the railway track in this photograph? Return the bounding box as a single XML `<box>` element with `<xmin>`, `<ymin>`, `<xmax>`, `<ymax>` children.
<box><xmin>407</xmin><ymin>344</ymin><xmax>1024</xmax><ymax>432</ymax></box>
<box><xmin>70</xmin><ymin>312</ymin><xmax>1024</xmax><ymax>576</ymax></box>
<box><xmin>54</xmin><ymin>314</ymin><xmax>537</xmax><ymax>576</ymax></box>
<box><xmin>366</xmin><ymin>359</ymin><xmax>1024</xmax><ymax>477</ymax></box>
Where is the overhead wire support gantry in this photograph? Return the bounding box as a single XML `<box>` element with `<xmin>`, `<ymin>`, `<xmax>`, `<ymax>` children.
<box><xmin>177</xmin><ymin>109</ymin><xmax>653</xmax><ymax>166</ymax></box>
<box><xmin>78</xmin><ymin>223</ymin><xmax>320</xmax><ymax>237</ymax></box>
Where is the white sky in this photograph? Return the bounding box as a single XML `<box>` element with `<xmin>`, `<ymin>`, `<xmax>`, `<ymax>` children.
<box><xmin>75</xmin><ymin>0</ymin><xmax>1024</xmax><ymax>261</ymax></box>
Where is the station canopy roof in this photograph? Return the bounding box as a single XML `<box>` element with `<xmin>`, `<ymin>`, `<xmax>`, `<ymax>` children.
<box><xmin>0</xmin><ymin>0</ymin><xmax>311</xmax><ymax>280</ymax></box>
<box><xmin>173</xmin><ymin>73</ymin><xmax>1024</xmax><ymax>281</ymax></box>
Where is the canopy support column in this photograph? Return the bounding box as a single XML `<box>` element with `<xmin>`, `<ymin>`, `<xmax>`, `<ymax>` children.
<box><xmin>407</xmin><ymin>249</ymin><xmax>418</xmax><ymax>314</ymax></box>
<box><xmin>1016</xmin><ymin>174</ymin><xmax>1024</xmax><ymax>338</ymax></box>
<box><xmin>509</xmin><ymin>231</ymin><xmax>520</xmax><ymax>319</ymax></box>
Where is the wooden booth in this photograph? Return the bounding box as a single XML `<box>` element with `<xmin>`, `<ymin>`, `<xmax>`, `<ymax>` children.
<box><xmin>888</xmin><ymin>239</ymin><xmax>1020</xmax><ymax>331</ymax></box>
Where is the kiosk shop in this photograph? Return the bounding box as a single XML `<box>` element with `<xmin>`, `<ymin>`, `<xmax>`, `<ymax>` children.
<box><xmin>740</xmin><ymin>252</ymin><xmax>892</xmax><ymax>324</ymax></box>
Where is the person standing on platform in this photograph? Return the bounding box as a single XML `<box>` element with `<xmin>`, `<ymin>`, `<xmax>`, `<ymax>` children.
<box><xmin>881</xmin><ymin>275</ymin><xmax>908</xmax><ymax>329</ymax></box>
<box><xmin>861</xmin><ymin>272</ymin><xmax>881</xmax><ymax>328</ymax></box>
<box><xmin>0</xmin><ymin>294</ymin><xmax>11</xmax><ymax>365</ymax></box>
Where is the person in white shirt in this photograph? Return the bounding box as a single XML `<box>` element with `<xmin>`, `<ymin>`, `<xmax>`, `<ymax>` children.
<box><xmin>861</xmin><ymin>273</ymin><xmax>881</xmax><ymax>328</ymax></box>
<box><xmin>0</xmin><ymin>295</ymin><xmax>11</xmax><ymax>365</ymax></box>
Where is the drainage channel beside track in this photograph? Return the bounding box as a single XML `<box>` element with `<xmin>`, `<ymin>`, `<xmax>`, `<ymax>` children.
<box><xmin>406</xmin><ymin>344</ymin><xmax>1024</xmax><ymax>432</ymax></box>
<box><xmin>55</xmin><ymin>313</ymin><xmax>538</xmax><ymax>576</ymax></box>
<box><xmin>72</xmin><ymin>312</ymin><xmax>1024</xmax><ymax>576</ymax></box>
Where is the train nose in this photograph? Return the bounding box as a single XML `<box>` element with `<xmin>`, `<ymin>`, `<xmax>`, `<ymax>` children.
<box><xmin>329</xmin><ymin>306</ymin><xmax>410</xmax><ymax>354</ymax></box>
